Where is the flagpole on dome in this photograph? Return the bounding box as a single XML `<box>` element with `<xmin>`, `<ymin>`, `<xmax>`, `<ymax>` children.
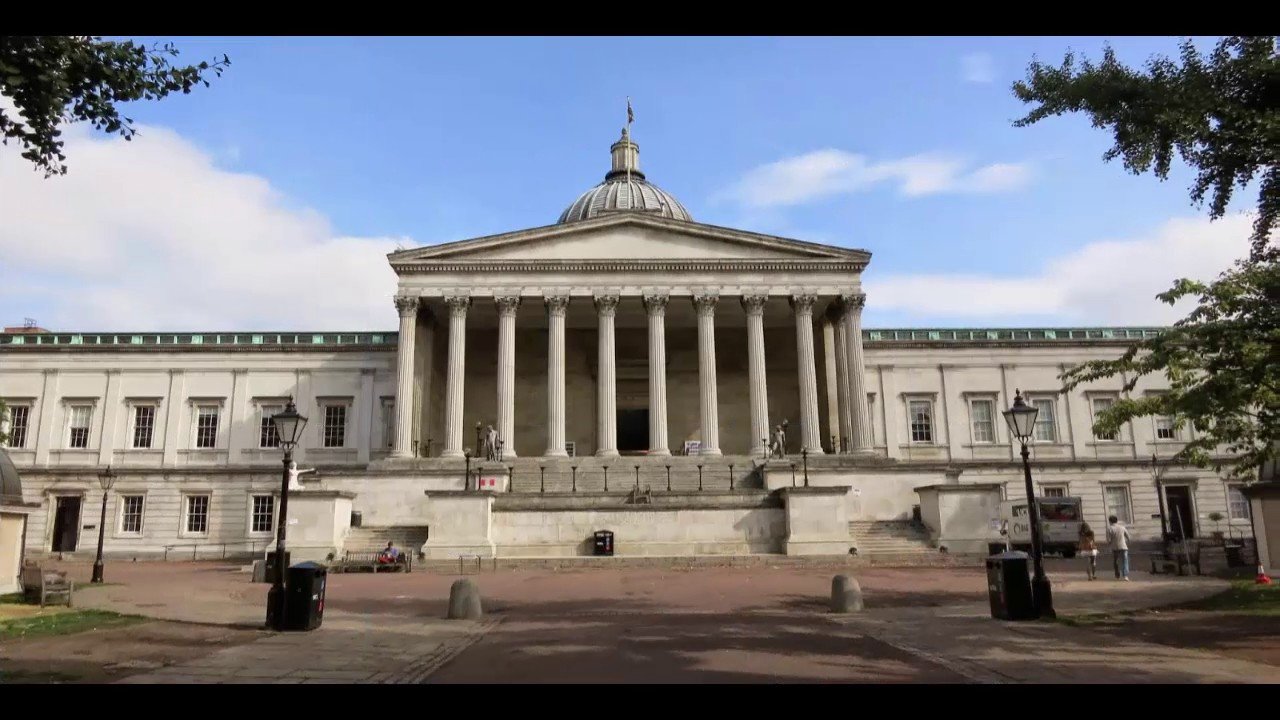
<box><xmin>625</xmin><ymin>97</ymin><xmax>634</xmax><ymax>186</ymax></box>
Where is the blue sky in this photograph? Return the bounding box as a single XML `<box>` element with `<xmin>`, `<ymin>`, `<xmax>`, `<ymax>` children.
<box><xmin>0</xmin><ymin>36</ymin><xmax>1256</xmax><ymax>331</ymax></box>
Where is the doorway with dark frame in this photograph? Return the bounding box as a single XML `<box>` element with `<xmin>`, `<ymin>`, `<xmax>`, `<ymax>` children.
<box><xmin>51</xmin><ymin>496</ymin><xmax>82</xmax><ymax>552</ymax></box>
<box><xmin>1165</xmin><ymin>485</ymin><xmax>1197</xmax><ymax>539</ymax></box>
<box><xmin>617</xmin><ymin>408</ymin><xmax>649</xmax><ymax>454</ymax></box>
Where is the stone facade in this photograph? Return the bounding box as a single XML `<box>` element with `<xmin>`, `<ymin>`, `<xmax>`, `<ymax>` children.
<box><xmin>0</xmin><ymin>132</ymin><xmax>1256</xmax><ymax>560</ymax></box>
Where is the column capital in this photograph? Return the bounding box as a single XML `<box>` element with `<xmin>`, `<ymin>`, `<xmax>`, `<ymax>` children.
<box><xmin>741</xmin><ymin>293</ymin><xmax>769</xmax><ymax>316</ymax></box>
<box><xmin>789</xmin><ymin>293</ymin><xmax>818</xmax><ymax>315</ymax></box>
<box><xmin>839</xmin><ymin>292</ymin><xmax>867</xmax><ymax>311</ymax></box>
<box><xmin>692</xmin><ymin>291</ymin><xmax>720</xmax><ymax>316</ymax></box>
<box><xmin>594</xmin><ymin>293</ymin><xmax>621</xmax><ymax>316</ymax></box>
<box><xmin>642</xmin><ymin>292</ymin><xmax>669</xmax><ymax>316</ymax></box>
<box><xmin>394</xmin><ymin>295</ymin><xmax>420</xmax><ymax>317</ymax></box>
<box><xmin>544</xmin><ymin>294</ymin><xmax>571</xmax><ymax>316</ymax></box>
<box><xmin>494</xmin><ymin>294</ymin><xmax>522</xmax><ymax>316</ymax></box>
<box><xmin>444</xmin><ymin>295</ymin><xmax>471</xmax><ymax>316</ymax></box>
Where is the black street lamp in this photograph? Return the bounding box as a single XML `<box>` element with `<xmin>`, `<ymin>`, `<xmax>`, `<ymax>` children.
<box><xmin>790</xmin><ymin>462</ymin><xmax>797</xmax><ymax>487</ymax></box>
<box><xmin>91</xmin><ymin>466</ymin><xmax>116</xmax><ymax>584</ymax></box>
<box><xmin>665</xmin><ymin>465</ymin><xmax>671</xmax><ymax>491</ymax></box>
<box><xmin>603</xmin><ymin>465</ymin><xmax>610</xmax><ymax>492</ymax></box>
<box><xmin>801</xmin><ymin>448</ymin><xmax>810</xmax><ymax>487</ymax></box>
<box><xmin>728</xmin><ymin>464</ymin><xmax>735</xmax><ymax>491</ymax></box>
<box><xmin>464</xmin><ymin>449</ymin><xmax>473</xmax><ymax>491</ymax></box>
<box><xmin>267</xmin><ymin>398</ymin><xmax>308</xmax><ymax>632</ymax></box>
<box><xmin>474</xmin><ymin>421</ymin><xmax>483</xmax><ymax>457</ymax></box>
<box><xmin>1003</xmin><ymin>389</ymin><xmax>1055</xmax><ymax>620</ymax></box>
<box><xmin>507</xmin><ymin>465</ymin><xmax>514</xmax><ymax>493</ymax></box>
<box><xmin>539</xmin><ymin>465</ymin><xmax>546</xmax><ymax>493</ymax></box>
<box><xmin>634</xmin><ymin>465</ymin><xmax>641</xmax><ymax>490</ymax></box>
<box><xmin>697</xmin><ymin>464</ymin><xmax>703</xmax><ymax>491</ymax></box>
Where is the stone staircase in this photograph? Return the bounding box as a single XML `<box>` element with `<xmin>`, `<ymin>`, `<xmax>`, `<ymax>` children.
<box><xmin>850</xmin><ymin>520</ymin><xmax>937</xmax><ymax>557</ymax></box>
<box><xmin>484</xmin><ymin>455</ymin><xmax>767</xmax><ymax>494</ymax></box>
<box><xmin>344</xmin><ymin>525</ymin><xmax>430</xmax><ymax>553</ymax></box>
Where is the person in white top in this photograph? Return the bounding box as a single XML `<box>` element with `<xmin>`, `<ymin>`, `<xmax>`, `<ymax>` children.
<box><xmin>286</xmin><ymin>461</ymin><xmax>316</xmax><ymax>491</ymax></box>
<box><xmin>1106</xmin><ymin>515</ymin><xmax>1131</xmax><ymax>580</ymax></box>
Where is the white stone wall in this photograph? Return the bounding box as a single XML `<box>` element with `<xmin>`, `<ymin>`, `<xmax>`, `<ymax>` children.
<box><xmin>491</xmin><ymin>506</ymin><xmax>785</xmax><ymax>557</ymax></box>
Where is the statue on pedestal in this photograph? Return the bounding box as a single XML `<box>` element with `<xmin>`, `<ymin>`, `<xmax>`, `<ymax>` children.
<box><xmin>770</xmin><ymin>424</ymin><xmax>787</xmax><ymax>459</ymax></box>
<box><xmin>483</xmin><ymin>424</ymin><xmax>500</xmax><ymax>462</ymax></box>
<box><xmin>287</xmin><ymin>460</ymin><xmax>316</xmax><ymax>491</ymax></box>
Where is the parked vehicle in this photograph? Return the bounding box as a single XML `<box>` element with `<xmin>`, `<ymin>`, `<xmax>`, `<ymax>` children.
<box><xmin>998</xmin><ymin>497</ymin><xmax>1084</xmax><ymax>558</ymax></box>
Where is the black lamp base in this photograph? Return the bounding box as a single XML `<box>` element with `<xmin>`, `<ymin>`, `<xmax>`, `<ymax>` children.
<box><xmin>1032</xmin><ymin>576</ymin><xmax>1056</xmax><ymax>620</ymax></box>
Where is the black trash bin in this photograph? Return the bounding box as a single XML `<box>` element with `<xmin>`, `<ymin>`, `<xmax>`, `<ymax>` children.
<box><xmin>986</xmin><ymin>551</ymin><xmax>1036</xmax><ymax>621</ymax></box>
<box><xmin>593</xmin><ymin>530</ymin><xmax>614</xmax><ymax>557</ymax></box>
<box><xmin>1224</xmin><ymin>544</ymin><xmax>1244</xmax><ymax>567</ymax></box>
<box><xmin>264</xmin><ymin>551</ymin><xmax>291</xmax><ymax>582</ymax></box>
<box><xmin>284</xmin><ymin>562</ymin><xmax>327</xmax><ymax>631</ymax></box>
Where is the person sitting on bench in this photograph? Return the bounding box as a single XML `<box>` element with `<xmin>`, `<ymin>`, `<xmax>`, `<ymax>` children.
<box><xmin>377</xmin><ymin>542</ymin><xmax>400</xmax><ymax>564</ymax></box>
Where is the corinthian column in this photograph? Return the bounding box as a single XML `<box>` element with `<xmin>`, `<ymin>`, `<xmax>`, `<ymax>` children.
<box><xmin>544</xmin><ymin>294</ymin><xmax>571</xmax><ymax>457</ymax></box>
<box><xmin>391</xmin><ymin>295</ymin><xmax>419</xmax><ymax>458</ymax></box>
<box><xmin>495</xmin><ymin>294</ymin><xmax>521</xmax><ymax>458</ymax></box>
<box><xmin>594</xmin><ymin>293</ymin><xmax>620</xmax><ymax>457</ymax></box>
<box><xmin>841</xmin><ymin>292</ymin><xmax>874</xmax><ymax>452</ymax></box>
<box><xmin>693</xmin><ymin>291</ymin><xmax>722</xmax><ymax>457</ymax></box>
<box><xmin>642</xmin><ymin>292</ymin><xmax>670</xmax><ymax>456</ymax></box>
<box><xmin>742</xmin><ymin>294</ymin><xmax>771</xmax><ymax>457</ymax></box>
<box><xmin>831</xmin><ymin>306</ymin><xmax>853</xmax><ymax>453</ymax></box>
<box><xmin>791</xmin><ymin>293</ymin><xmax>824</xmax><ymax>455</ymax></box>
<box><xmin>441</xmin><ymin>295</ymin><xmax>470</xmax><ymax>458</ymax></box>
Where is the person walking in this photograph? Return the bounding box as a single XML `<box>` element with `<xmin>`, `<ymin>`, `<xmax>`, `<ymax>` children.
<box><xmin>1078</xmin><ymin>521</ymin><xmax>1099</xmax><ymax>580</ymax></box>
<box><xmin>1106</xmin><ymin>515</ymin><xmax>1131</xmax><ymax>581</ymax></box>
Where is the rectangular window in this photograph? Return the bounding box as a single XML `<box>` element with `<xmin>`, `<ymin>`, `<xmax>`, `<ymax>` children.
<box><xmin>1227</xmin><ymin>485</ymin><xmax>1251</xmax><ymax>520</ymax></box>
<box><xmin>195</xmin><ymin>405</ymin><xmax>220</xmax><ymax>449</ymax></box>
<box><xmin>1155</xmin><ymin>415</ymin><xmax>1177</xmax><ymax>440</ymax></box>
<box><xmin>381</xmin><ymin>399</ymin><xmax>395</xmax><ymax>449</ymax></box>
<box><xmin>259</xmin><ymin>404</ymin><xmax>283</xmax><ymax>448</ymax></box>
<box><xmin>908</xmin><ymin>400</ymin><xmax>934</xmax><ymax>443</ymax></box>
<box><xmin>323</xmin><ymin>405</ymin><xmax>347</xmax><ymax>448</ymax></box>
<box><xmin>119</xmin><ymin>495</ymin><xmax>145</xmax><ymax>534</ymax></box>
<box><xmin>132</xmin><ymin>405</ymin><xmax>156</xmax><ymax>449</ymax></box>
<box><xmin>1103</xmin><ymin>485</ymin><xmax>1132</xmax><ymax>525</ymax></box>
<box><xmin>1091</xmin><ymin>397</ymin><xmax>1117</xmax><ymax>441</ymax></box>
<box><xmin>1031</xmin><ymin>398</ymin><xmax>1057</xmax><ymax>443</ymax></box>
<box><xmin>184</xmin><ymin>495</ymin><xmax>210</xmax><ymax>534</ymax></box>
<box><xmin>68</xmin><ymin>404</ymin><xmax>92</xmax><ymax>448</ymax></box>
<box><xmin>251</xmin><ymin>495</ymin><xmax>275</xmax><ymax>533</ymax></box>
<box><xmin>1041</xmin><ymin>485</ymin><xmax>1068</xmax><ymax>498</ymax></box>
<box><xmin>6</xmin><ymin>405</ymin><xmax>30</xmax><ymax>449</ymax></box>
<box><xmin>970</xmin><ymin>399</ymin><xmax>995</xmax><ymax>443</ymax></box>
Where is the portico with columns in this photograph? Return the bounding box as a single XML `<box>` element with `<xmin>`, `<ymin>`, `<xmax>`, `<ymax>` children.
<box><xmin>382</xmin><ymin>131</ymin><xmax>875</xmax><ymax>466</ymax></box>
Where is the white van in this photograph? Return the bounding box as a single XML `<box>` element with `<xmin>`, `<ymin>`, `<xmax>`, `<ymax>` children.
<box><xmin>998</xmin><ymin>497</ymin><xmax>1085</xmax><ymax>558</ymax></box>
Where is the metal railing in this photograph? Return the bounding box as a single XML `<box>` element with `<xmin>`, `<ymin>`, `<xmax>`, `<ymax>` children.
<box><xmin>161</xmin><ymin>539</ymin><xmax>273</xmax><ymax>561</ymax></box>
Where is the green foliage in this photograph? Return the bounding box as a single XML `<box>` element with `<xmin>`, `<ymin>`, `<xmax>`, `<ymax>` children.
<box><xmin>0</xmin><ymin>36</ymin><xmax>229</xmax><ymax>176</ymax></box>
<box><xmin>1059</xmin><ymin>258</ymin><xmax>1280</xmax><ymax>479</ymax></box>
<box><xmin>0</xmin><ymin>609</ymin><xmax>142</xmax><ymax>640</ymax></box>
<box><xmin>1014</xmin><ymin>36</ymin><xmax>1279</xmax><ymax>261</ymax></box>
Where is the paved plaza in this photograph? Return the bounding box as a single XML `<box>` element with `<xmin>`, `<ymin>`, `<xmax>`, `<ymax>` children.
<box><xmin>2</xmin><ymin>559</ymin><xmax>1277</xmax><ymax>684</ymax></box>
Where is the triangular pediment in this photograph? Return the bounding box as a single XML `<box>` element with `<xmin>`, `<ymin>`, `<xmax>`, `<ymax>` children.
<box><xmin>388</xmin><ymin>214</ymin><xmax>868</xmax><ymax>267</ymax></box>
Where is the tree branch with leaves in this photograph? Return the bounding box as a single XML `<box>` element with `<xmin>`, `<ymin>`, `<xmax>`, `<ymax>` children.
<box><xmin>1015</xmin><ymin>36</ymin><xmax>1280</xmax><ymax>480</ymax></box>
<box><xmin>1</xmin><ymin>36</ymin><xmax>229</xmax><ymax>176</ymax></box>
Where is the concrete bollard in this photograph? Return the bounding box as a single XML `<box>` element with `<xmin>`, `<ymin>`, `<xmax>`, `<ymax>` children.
<box><xmin>251</xmin><ymin>560</ymin><xmax>267</xmax><ymax>584</ymax></box>
<box><xmin>448</xmin><ymin>578</ymin><xmax>484</xmax><ymax>620</ymax></box>
<box><xmin>830</xmin><ymin>574</ymin><xmax>863</xmax><ymax>613</ymax></box>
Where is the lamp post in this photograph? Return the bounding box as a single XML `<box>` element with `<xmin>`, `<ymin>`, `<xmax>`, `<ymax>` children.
<box><xmin>1003</xmin><ymin>389</ymin><xmax>1054</xmax><ymax>620</ymax></box>
<box><xmin>1152</xmin><ymin>453</ymin><xmax>1170</xmax><ymax>542</ymax></box>
<box><xmin>697</xmin><ymin>464</ymin><xmax>703</xmax><ymax>491</ymax></box>
<box><xmin>729</xmin><ymin>464</ymin><xmax>735</xmax><ymax>491</ymax></box>
<box><xmin>474</xmin><ymin>421</ymin><xmax>482</xmax><ymax>458</ymax></box>
<box><xmin>267</xmin><ymin>398</ymin><xmax>307</xmax><ymax>632</ymax></box>
<box><xmin>665</xmin><ymin>465</ymin><xmax>671</xmax><ymax>491</ymax></box>
<box><xmin>91</xmin><ymin>466</ymin><xmax>116</xmax><ymax>584</ymax></box>
<box><xmin>801</xmin><ymin>448</ymin><xmax>809</xmax><ymax>487</ymax></box>
<box><xmin>464</xmin><ymin>449</ymin><xmax>473</xmax><ymax>491</ymax></box>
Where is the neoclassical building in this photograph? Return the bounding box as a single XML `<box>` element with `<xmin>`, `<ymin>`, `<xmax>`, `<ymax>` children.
<box><xmin>0</xmin><ymin>129</ymin><xmax>1256</xmax><ymax>566</ymax></box>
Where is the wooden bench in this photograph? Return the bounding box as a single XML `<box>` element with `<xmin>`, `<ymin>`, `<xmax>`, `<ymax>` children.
<box><xmin>328</xmin><ymin>550</ymin><xmax>412</xmax><ymax>574</ymax></box>
<box><xmin>21</xmin><ymin>561</ymin><xmax>74</xmax><ymax>607</ymax></box>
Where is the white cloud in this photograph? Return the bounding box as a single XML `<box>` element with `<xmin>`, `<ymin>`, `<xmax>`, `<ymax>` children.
<box><xmin>0</xmin><ymin>120</ymin><xmax>405</xmax><ymax>331</ymax></box>
<box><xmin>865</xmin><ymin>214</ymin><xmax>1255</xmax><ymax>325</ymax></box>
<box><xmin>721</xmin><ymin>149</ymin><xmax>1032</xmax><ymax>208</ymax></box>
<box><xmin>961</xmin><ymin>52</ymin><xmax>996</xmax><ymax>84</ymax></box>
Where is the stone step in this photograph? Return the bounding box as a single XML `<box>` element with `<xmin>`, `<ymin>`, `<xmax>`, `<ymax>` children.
<box><xmin>345</xmin><ymin>525</ymin><xmax>430</xmax><ymax>552</ymax></box>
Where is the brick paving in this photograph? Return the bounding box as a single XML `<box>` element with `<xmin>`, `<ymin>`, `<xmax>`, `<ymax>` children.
<box><xmin>27</xmin><ymin>558</ymin><xmax>1279</xmax><ymax>684</ymax></box>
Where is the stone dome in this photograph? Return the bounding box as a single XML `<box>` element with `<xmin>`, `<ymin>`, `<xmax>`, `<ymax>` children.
<box><xmin>557</xmin><ymin>129</ymin><xmax>692</xmax><ymax>224</ymax></box>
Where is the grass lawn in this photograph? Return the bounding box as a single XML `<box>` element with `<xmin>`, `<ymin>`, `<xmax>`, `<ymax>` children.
<box><xmin>0</xmin><ymin>609</ymin><xmax>143</xmax><ymax>640</ymax></box>
<box><xmin>1177</xmin><ymin>579</ymin><xmax>1280</xmax><ymax>615</ymax></box>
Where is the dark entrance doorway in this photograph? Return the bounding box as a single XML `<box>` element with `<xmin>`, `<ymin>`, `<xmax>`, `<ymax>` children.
<box><xmin>52</xmin><ymin>496</ymin><xmax>82</xmax><ymax>552</ymax></box>
<box><xmin>1165</xmin><ymin>486</ymin><xmax>1196</xmax><ymax>539</ymax></box>
<box><xmin>617</xmin><ymin>408</ymin><xmax>649</xmax><ymax>453</ymax></box>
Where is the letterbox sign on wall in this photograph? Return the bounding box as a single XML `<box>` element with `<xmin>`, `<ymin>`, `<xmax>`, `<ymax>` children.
<box><xmin>478</xmin><ymin>476</ymin><xmax>501</xmax><ymax>491</ymax></box>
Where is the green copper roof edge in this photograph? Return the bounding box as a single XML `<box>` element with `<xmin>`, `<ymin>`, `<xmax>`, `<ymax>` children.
<box><xmin>0</xmin><ymin>327</ymin><xmax>1167</xmax><ymax>348</ymax></box>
